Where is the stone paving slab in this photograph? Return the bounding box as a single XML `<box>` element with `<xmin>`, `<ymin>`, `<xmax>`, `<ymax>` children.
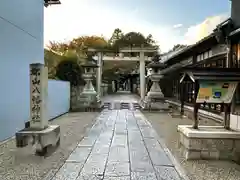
<box><xmin>66</xmin><ymin>147</ymin><xmax>92</xmax><ymax>163</ymax></box>
<box><xmin>51</xmin><ymin>162</ymin><xmax>84</xmax><ymax>180</ymax></box>
<box><xmin>51</xmin><ymin>106</ymin><xmax>184</xmax><ymax>180</ymax></box>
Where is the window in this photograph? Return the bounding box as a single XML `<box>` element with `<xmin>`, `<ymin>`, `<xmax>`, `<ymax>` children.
<box><xmin>211</xmin><ymin>62</ymin><xmax>216</xmax><ymax>67</ymax></box>
<box><xmin>204</xmin><ymin>51</ymin><xmax>208</xmax><ymax>59</ymax></box>
<box><xmin>209</xmin><ymin>50</ymin><xmax>212</xmax><ymax>57</ymax></box>
<box><xmin>232</xmin><ymin>44</ymin><xmax>240</xmax><ymax>68</ymax></box>
<box><xmin>206</xmin><ymin>63</ymin><xmax>211</xmax><ymax>67</ymax></box>
<box><xmin>197</xmin><ymin>55</ymin><xmax>200</xmax><ymax>62</ymax></box>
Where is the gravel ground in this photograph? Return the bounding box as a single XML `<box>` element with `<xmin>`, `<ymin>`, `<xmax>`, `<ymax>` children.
<box><xmin>0</xmin><ymin>112</ymin><xmax>99</xmax><ymax>180</ymax></box>
<box><xmin>144</xmin><ymin>111</ymin><xmax>240</xmax><ymax>180</ymax></box>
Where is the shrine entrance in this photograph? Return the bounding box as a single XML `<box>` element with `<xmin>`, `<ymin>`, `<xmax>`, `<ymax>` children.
<box><xmin>88</xmin><ymin>47</ymin><xmax>158</xmax><ymax>100</ymax></box>
<box><xmin>112</xmin><ymin>73</ymin><xmax>140</xmax><ymax>93</ymax></box>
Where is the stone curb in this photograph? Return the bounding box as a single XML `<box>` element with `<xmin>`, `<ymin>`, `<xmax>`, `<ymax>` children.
<box><xmin>139</xmin><ymin>111</ymin><xmax>190</xmax><ymax>180</ymax></box>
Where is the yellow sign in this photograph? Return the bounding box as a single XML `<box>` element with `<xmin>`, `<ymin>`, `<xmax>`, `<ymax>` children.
<box><xmin>196</xmin><ymin>81</ymin><xmax>238</xmax><ymax>103</ymax></box>
<box><xmin>198</xmin><ymin>88</ymin><xmax>211</xmax><ymax>100</ymax></box>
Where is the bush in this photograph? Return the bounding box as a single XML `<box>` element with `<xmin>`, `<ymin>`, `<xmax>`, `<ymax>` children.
<box><xmin>55</xmin><ymin>60</ymin><xmax>85</xmax><ymax>86</ymax></box>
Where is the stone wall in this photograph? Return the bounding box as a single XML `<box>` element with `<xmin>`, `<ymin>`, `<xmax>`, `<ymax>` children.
<box><xmin>71</xmin><ymin>84</ymin><xmax>109</xmax><ymax>111</ymax></box>
<box><xmin>179</xmin><ymin>132</ymin><xmax>240</xmax><ymax>162</ymax></box>
<box><xmin>230</xmin><ymin>114</ymin><xmax>240</xmax><ymax>131</ymax></box>
<box><xmin>70</xmin><ymin>85</ymin><xmax>84</xmax><ymax>111</ymax></box>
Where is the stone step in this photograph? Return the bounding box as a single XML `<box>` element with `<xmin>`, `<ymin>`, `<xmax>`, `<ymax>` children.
<box><xmin>120</xmin><ymin>102</ymin><xmax>130</xmax><ymax>109</ymax></box>
<box><xmin>103</xmin><ymin>102</ymin><xmax>112</xmax><ymax>110</ymax></box>
<box><xmin>132</xmin><ymin>103</ymin><xmax>142</xmax><ymax>110</ymax></box>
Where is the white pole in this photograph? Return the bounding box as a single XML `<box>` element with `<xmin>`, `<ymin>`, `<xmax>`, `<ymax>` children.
<box><xmin>97</xmin><ymin>52</ymin><xmax>102</xmax><ymax>98</ymax></box>
<box><xmin>139</xmin><ymin>51</ymin><xmax>145</xmax><ymax>100</ymax></box>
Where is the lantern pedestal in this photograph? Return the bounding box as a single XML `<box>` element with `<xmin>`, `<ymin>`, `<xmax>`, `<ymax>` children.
<box><xmin>79</xmin><ymin>72</ymin><xmax>101</xmax><ymax>110</ymax></box>
<box><xmin>147</xmin><ymin>74</ymin><xmax>164</xmax><ymax>98</ymax></box>
<box><xmin>142</xmin><ymin>73</ymin><xmax>169</xmax><ymax>111</ymax></box>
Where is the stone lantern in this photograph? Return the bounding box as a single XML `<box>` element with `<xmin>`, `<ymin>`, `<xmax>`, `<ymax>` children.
<box><xmin>79</xmin><ymin>55</ymin><xmax>101</xmax><ymax>110</ymax></box>
<box><xmin>142</xmin><ymin>54</ymin><xmax>168</xmax><ymax>110</ymax></box>
<box><xmin>146</xmin><ymin>54</ymin><xmax>165</xmax><ymax>99</ymax></box>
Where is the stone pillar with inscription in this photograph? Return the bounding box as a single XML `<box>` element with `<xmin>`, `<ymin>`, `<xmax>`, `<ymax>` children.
<box><xmin>30</xmin><ymin>63</ymin><xmax>48</xmax><ymax>130</ymax></box>
<box><xmin>15</xmin><ymin>63</ymin><xmax>60</xmax><ymax>156</ymax></box>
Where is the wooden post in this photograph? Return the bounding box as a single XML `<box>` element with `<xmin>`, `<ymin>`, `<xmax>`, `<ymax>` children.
<box><xmin>180</xmin><ymin>82</ymin><xmax>184</xmax><ymax>116</ymax></box>
<box><xmin>193</xmin><ymin>103</ymin><xmax>199</xmax><ymax>129</ymax></box>
<box><xmin>231</xmin><ymin>92</ymin><xmax>236</xmax><ymax>113</ymax></box>
<box><xmin>192</xmin><ymin>81</ymin><xmax>199</xmax><ymax>129</ymax></box>
<box><xmin>224</xmin><ymin>103</ymin><xmax>231</xmax><ymax>130</ymax></box>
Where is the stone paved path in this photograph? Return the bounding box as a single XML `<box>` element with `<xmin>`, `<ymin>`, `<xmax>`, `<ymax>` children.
<box><xmin>51</xmin><ymin>106</ymin><xmax>183</xmax><ymax>180</ymax></box>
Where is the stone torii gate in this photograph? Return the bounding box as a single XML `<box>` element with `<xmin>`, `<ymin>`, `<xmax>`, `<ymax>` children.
<box><xmin>88</xmin><ymin>46</ymin><xmax>158</xmax><ymax>101</ymax></box>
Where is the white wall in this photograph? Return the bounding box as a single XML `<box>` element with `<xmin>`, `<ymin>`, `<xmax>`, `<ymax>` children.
<box><xmin>0</xmin><ymin>0</ymin><xmax>44</xmax><ymax>141</ymax></box>
<box><xmin>230</xmin><ymin>114</ymin><xmax>240</xmax><ymax>131</ymax></box>
<box><xmin>48</xmin><ymin>80</ymin><xmax>70</xmax><ymax>120</ymax></box>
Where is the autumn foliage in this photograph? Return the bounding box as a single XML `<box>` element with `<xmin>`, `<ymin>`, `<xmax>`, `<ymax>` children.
<box><xmin>45</xmin><ymin>29</ymin><xmax>158</xmax><ymax>83</ymax></box>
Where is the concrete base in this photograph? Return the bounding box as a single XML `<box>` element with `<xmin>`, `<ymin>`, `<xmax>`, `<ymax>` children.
<box><xmin>178</xmin><ymin>125</ymin><xmax>240</xmax><ymax>163</ymax></box>
<box><xmin>147</xmin><ymin>91</ymin><xmax>164</xmax><ymax>99</ymax></box>
<box><xmin>15</xmin><ymin>125</ymin><xmax>60</xmax><ymax>156</ymax></box>
<box><xmin>72</xmin><ymin>93</ymin><xmax>102</xmax><ymax>112</ymax></box>
<box><xmin>141</xmin><ymin>97</ymin><xmax>170</xmax><ymax>112</ymax></box>
<box><xmin>169</xmin><ymin>112</ymin><xmax>186</xmax><ymax>118</ymax></box>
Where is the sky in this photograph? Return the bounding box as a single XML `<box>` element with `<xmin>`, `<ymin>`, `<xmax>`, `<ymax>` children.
<box><xmin>44</xmin><ymin>0</ymin><xmax>231</xmax><ymax>52</ymax></box>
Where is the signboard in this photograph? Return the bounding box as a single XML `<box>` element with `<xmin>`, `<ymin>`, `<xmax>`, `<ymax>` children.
<box><xmin>196</xmin><ymin>81</ymin><xmax>238</xmax><ymax>104</ymax></box>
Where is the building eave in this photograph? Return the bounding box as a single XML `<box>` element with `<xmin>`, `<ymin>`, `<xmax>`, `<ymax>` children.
<box><xmin>229</xmin><ymin>27</ymin><xmax>240</xmax><ymax>39</ymax></box>
<box><xmin>162</xmin><ymin>33</ymin><xmax>217</xmax><ymax>65</ymax></box>
<box><xmin>44</xmin><ymin>0</ymin><xmax>61</xmax><ymax>7</ymax></box>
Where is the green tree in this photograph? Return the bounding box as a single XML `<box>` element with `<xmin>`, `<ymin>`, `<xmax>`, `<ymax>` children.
<box><xmin>103</xmin><ymin>30</ymin><xmax>159</xmax><ymax>80</ymax></box>
<box><xmin>55</xmin><ymin>54</ymin><xmax>84</xmax><ymax>86</ymax></box>
<box><xmin>47</xmin><ymin>41</ymin><xmax>68</xmax><ymax>54</ymax></box>
<box><xmin>44</xmin><ymin>49</ymin><xmax>63</xmax><ymax>79</ymax></box>
<box><xmin>45</xmin><ymin>35</ymin><xmax>108</xmax><ymax>79</ymax></box>
<box><xmin>110</xmin><ymin>31</ymin><xmax>158</xmax><ymax>51</ymax></box>
<box><xmin>124</xmin><ymin>32</ymin><xmax>147</xmax><ymax>47</ymax></box>
<box><xmin>108</xmin><ymin>28</ymin><xmax>124</xmax><ymax>46</ymax></box>
<box><xmin>69</xmin><ymin>36</ymin><xmax>108</xmax><ymax>51</ymax></box>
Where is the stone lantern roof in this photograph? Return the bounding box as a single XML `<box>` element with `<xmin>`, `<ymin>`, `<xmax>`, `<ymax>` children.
<box><xmin>81</xmin><ymin>55</ymin><xmax>99</xmax><ymax>68</ymax></box>
<box><xmin>147</xmin><ymin>54</ymin><xmax>165</xmax><ymax>70</ymax></box>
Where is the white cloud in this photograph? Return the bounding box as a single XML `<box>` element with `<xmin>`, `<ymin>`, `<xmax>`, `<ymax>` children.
<box><xmin>44</xmin><ymin>0</ymin><xmax>182</xmax><ymax>52</ymax></box>
<box><xmin>182</xmin><ymin>14</ymin><xmax>228</xmax><ymax>45</ymax></box>
<box><xmin>173</xmin><ymin>24</ymin><xmax>183</xmax><ymax>29</ymax></box>
<box><xmin>44</xmin><ymin>0</ymin><xmax>228</xmax><ymax>53</ymax></box>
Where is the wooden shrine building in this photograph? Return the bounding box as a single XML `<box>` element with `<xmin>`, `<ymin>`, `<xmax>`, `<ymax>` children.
<box><xmin>160</xmin><ymin>16</ymin><xmax>240</xmax><ymax>123</ymax></box>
